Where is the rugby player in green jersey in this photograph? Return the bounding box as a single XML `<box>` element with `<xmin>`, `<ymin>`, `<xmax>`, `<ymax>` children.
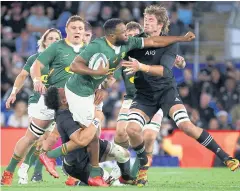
<box><xmin>31</xmin><ymin>16</ymin><xmax>109</xmax><ymax>186</ymax></box>
<box><xmin>61</xmin><ymin>18</ymin><xmax>194</xmax><ymax>184</ymax></box>
<box><xmin>1</xmin><ymin>28</ymin><xmax>62</xmax><ymax>186</ymax></box>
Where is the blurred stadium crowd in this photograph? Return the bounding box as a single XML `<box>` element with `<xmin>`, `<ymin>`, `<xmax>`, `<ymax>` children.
<box><xmin>1</xmin><ymin>1</ymin><xmax>240</xmax><ymax>158</ymax></box>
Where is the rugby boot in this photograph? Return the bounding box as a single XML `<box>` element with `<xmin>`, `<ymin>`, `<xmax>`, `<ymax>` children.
<box><xmin>224</xmin><ymin>157</ymin><xmax>239</xmax><ymax>171</ymax></box>
<box><xmin>1</xmin><ymin>170</ymin><xmax>13</xmax><ymax>186</ymax></box>
<box><xmin>39</xmin><ymin>153</ymin><xmax>59</xmax><ymax>178</ymax></box>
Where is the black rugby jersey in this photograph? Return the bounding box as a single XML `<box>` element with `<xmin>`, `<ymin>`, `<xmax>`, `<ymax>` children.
<box><xmin>127</xmin><ymin>32</ymin><xmax>178</xmax><ymax>97</ymax></box>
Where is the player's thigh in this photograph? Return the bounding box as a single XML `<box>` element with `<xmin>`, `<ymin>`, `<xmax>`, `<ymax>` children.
<box><xmin>160</xmin><ymin>87</ymin><xmax>183</xmax><ymax>118</ymax></box>
<box><xmin>65</xmin><ymin>86</ymin><xmax>95</xmax><ymax>127</ymax></box>
<box><xmin>143</xmin><ymin>109</ymin><xmax>163</xmax><ymax>133</ymax></box>
<box><xmin>128</xmin><ymin>96</ymin><xmax>158</xmax><ymax>129</ymax></box>
<box><xmin>116</xmin><ymin>100</ymin><xmax>132</xmax><ymax>135</ymax></box>
<box><xmin>28</xmin><ymin>96</ymin><xmax>55</xmax><ymax>123</ymax></box>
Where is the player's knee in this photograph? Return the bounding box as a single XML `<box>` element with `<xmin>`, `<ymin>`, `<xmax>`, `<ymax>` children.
<box><xmin>178</xmin><ymin>121</ymin><xmax>195</xmax><ymax>136</ymax></box>
<box><xmin>126</xmin><ymin>124</ymin><xmax>141</xmax><ymax>138</ymax></box>
<box><xmin>23</xmin><ymin>134</ymin><xmax>37</xmax><ymax>146</ymax></box>
<box><xmin>143</xmin><ymin>130</ymin><xmax>157</xmax><ymax>143</ymax></box>
<box><xmin>116</xmin><ymin>127</ymin><xmax>128</xmax><ymax>139</ymax></box>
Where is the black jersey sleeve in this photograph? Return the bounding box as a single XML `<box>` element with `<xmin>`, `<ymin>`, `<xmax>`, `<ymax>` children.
<box><xmin>62</xmin><ymin>116</ymin><xmax>82</xmax><ymax>138</ymax></box>
<box><xmin>160</xmin><ymin>43</ymin><xmax>178</xmax><ymax>69</ymax></box>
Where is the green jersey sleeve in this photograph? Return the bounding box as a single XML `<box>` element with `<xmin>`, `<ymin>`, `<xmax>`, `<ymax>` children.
<box><xmin>127</xmin><ymin>37</ymin><xmax>144</xmax><ymax>51</ymax></box>
<box><xmin>113</xmin><ymin>67</ymin><xmax>122</xmax><ymax>80</ymax></box>
<box><xmin>79</xmin><ymin>42</ymin><xmax>101</xmax><ymax>65</ymax></box>
<box><xmin>23</xmin><ymin>53</ymin><xmax>39</xmax><ymax>73</ymax></box>
<box><xmin>37</xmin><ymin>42</ymin><xmax>58</xmax><ymax>67</ymax></box>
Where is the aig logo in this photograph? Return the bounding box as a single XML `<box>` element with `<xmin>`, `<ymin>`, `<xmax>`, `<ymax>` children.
<box><xmin>145</xmin><ymin>50</ymin><xmax>156</xmax><ymax>55</ymax></box>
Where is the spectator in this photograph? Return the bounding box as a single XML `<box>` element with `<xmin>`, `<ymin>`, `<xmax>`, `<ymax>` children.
<box><xmin>6</xmin><ymin>2</ymin><xmax>26</xmax><ymax>37</ymax></box>
<box><xmin>198</xmin><ymin>92</ymin><xmax>215</xmax><ymax>128</ymax></box>
<box><xmin>230</xmin><ymin>104</ymin><xmax>240</xmax><ymax>126</ymax></box>
<box><xmin>103</xmin><ymin>82</ymin><xmax>122</xmax><ymax>126</ymax></box>
<box><xmin>218</xmin><ymin>77</ymin><xmax>239</xmax><ymax>112</ymax></box>
<box><xmin>225</xmin><ymin>60</ymin><xmax>240</xmax><ymax>81</ymax></box>
<box><xmin>178</xmin><ymin>2</ymin><xmax>194</xmax><ymax>27</ymax></box>
<box><xmin>1</xmin><ymin>58</ymin><xmax>13</xmax><ymax>98</ymax></box>
<box><xmin>7</xmin><ymin>101</ymin><xmax>29</xmax><ymax>128</ymax></box>
<box><xmin>209</xmin><ymin>118</ymin><xmax>220</xmax><ymax>130</ymax></box>
<box><xmin>216</xmin><ymin>110</ymin><xmax>233</xmax><ymax>130</ymax></box>
<box><xmin>27</xmin><ymin>4</ymin><xmax>51</xmax><ymax>38</ymax></box>
<box><xmin>183</xmin><ymin>68</ymin><xmax>193</xmax><ymax>87</ymax></box>
<box><xmin>78</xmin><ymin>2</ymin><xmax>101</xmax><ymax>23</ymax></box>
<box><xmin>11</xmin><ymin>53</ymin><xmax>25</xmax><ymax>80</ymax></box>
<box><xmin>1</xmin><ymin>26</ymin><xmax>15</xmax><ymax>49</ymax></box>
<box><xmin>98</xmin><ymin>4</ymin><xmax>113</xmax><ymax>23</ymax></box>
<box><xmin>189</xmin><ymin>109</ymin><xmax>203</xmax><ymax>128</ymax></box>
<box><xmin>15</xmin><ymin>29</ymin><xmax>37</xmax><ymax>58</ymax></box>
<box><xmin>210</xmin><ymin>67</ymin><xmax>225</xmax><ymax>98</ymax></box>
<box><xmin>178</xmin><ymin>82</ymin><xmax>197</xmax><ymax>109</ymax></box>
<box><xmin>169</xmin><ymin>5</ymin><xmax>187</xmax><ymax>36</ymax></box>
<box><xmin>199</xmin><ymin>55</ymin><xmax>216</xmax><ymax>78</ymax></box>
<box><xmin>119</xmin><ymin>8</ymin><xmax>133</xmax><ymax>23</ymax></box>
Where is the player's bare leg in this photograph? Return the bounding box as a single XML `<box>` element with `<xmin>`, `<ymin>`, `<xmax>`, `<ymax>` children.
<box><xmin>169</xmin><ymin>104</ymin><xmax>239</xmax><ymax>171</ymax></box>
<box><xmin>114</xmin><ymin>107</ymin><xmax>130</xmax><ymax>149</ymax></box>
<box><xmin>32</xmin><ymin>127</ymin><xmax>59</xmax><ymax>182</ymax></box>
<box><xmin>131</xmin><ymin>110</ymin><xmax>162</xmax><ymax>181</ymax></box>
<box><xmin>1</xmin><ymin>118</ymin><xmax>51</xmax><ymax>185</ymax></box>
<box><xmin>126</xmin><ymin>109</ymin><xmax>150</xmax><ymax>187</ymax></box>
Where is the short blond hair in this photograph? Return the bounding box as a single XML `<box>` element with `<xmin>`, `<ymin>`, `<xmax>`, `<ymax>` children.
<box><xmin>38</xmin><ymin>28</ymin><xmax>62</xmax><ymax>52</ymax></box>
<box><xmin>126</xmin><ymin>21</ymin><xmax>143</xmax><ymax>33</ymax></box>
<box><xmin>66</xmin><ymin>15</ymin><xmax>85</xmax><ymax>27</ymax></box>
<box><xmin>144</xmin><ymin>5</ymin><xmax>170</xmax><ymax>34</ymax></box>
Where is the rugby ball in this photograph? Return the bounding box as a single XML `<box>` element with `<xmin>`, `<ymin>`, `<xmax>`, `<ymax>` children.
<box><xmin>88</xmin><ymin>53</ymin><xmax>108</xmax><ymax>79</ymax></box>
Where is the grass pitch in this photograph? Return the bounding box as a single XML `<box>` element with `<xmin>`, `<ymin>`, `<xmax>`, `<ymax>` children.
<box><xmin>1</xmin><ymin>167</ymin><xmax>239</xmax><ymax>191</ymax></box>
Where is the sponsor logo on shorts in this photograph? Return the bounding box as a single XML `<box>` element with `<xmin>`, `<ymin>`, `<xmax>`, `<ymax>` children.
<box><xmin>175</xmin><ymin>98</ymin><xmax>180</xmax><ymax>102</ymax></box>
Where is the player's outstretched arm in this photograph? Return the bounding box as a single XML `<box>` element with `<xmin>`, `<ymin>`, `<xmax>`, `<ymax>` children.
<box><xmin>5</xmin><ymin>70</ymin><xmax>29</xmax><ymax>109</ymax></box>
<box><xmin>144</xmin><ymin>31</ymin><xmax>195</xmax><ymax>48</ymax></box>
<box><xmin>70</xmin><ymin>55</ymin><xmax>109</xmax><ymax>76</ymax></box>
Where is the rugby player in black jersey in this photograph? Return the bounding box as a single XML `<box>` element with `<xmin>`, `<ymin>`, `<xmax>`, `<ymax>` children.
<box><xmin>122</xmin><ymin>5</ymin><xmax>239</xmax><ymax>187</ymax></box>
<box><xmin>43</xmin><ymin>86</ymin><xmax>134</xmax><ymax>186</ymax></box>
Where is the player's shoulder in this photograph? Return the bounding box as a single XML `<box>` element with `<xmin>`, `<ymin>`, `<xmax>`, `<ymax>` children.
<box><xmin>134</xmin><ymin>32</ymin><xmax>149</xmax><ymax>38</ymax></box>
<box><xmin>90</xmin><ymin>37</ymin><xmax>106</xmax><ymax>46</ymax></box>
<box><xmin>49</xmin><ymin>39</ymin><xmax>65</xmax><ymax>49</ymax></box>
<box><xmin>26</xmin><ymin>52</ymin><xmax>40</xmax><ymax>63</ymax></box>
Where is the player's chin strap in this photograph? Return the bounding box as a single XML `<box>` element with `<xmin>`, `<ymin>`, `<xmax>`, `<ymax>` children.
<box><xmin>29</xmin><ymin>121</ymin><xmax>46</xmax><ymax>137</ymax></box>
<box><xmin>128</xmin><ymin>111</ymin><xmax>147</xmax><ymax>129</ymax></box>
<box><xmin>172</xmin><ymin>109</ymin><xmax>190</xmax><ymax>127</ymax></box>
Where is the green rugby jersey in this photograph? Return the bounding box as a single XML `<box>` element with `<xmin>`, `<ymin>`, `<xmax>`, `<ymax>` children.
<box><xmin>23</xmin><ymin>53</ymin><xmax>49</xmax><ymax>104</ymax></box>
<box><xmin>37</xmin><ymin>39</ymin><xmax>85</xmax><ymax>88</ymax></box>
<box><xmin>66</xmin><ymin>36</ymin><xmax>143</xmax><ymax>97</ymax></box>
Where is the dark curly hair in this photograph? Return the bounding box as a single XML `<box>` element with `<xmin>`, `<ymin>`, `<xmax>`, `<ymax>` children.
<box><xmin>44</xmin><ymin>86</ymin><xmax>60</xmax><ymax>111</ymax></box>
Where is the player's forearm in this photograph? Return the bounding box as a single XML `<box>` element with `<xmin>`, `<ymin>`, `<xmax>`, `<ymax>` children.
<box><xmin>75</xmin><ymin>125</ymin><xmax>97</xmax><ymax>147</ymax></box>
<box><xmin>139</xmin><ymin>63</ymin><xmax>171</xmax><ymax>77</ymax></box>
<box><xmin>145</xmin><ymin>36</ymin><xmax>184</xmax><ymax>48</ymax></box>
<box><xmin>70</xmin><ymin>60</ymin><xmax>99</xmax><ymax>76</ymax></box>
<box><xmin>11</xmin><ymin>70</ymin><xmax>29</xmax><ymax>94</ymax></box>
<box><xmin>30</xmin><ymin>60</ymin><xmax>42</xmax><ymax>81</ymax></box>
